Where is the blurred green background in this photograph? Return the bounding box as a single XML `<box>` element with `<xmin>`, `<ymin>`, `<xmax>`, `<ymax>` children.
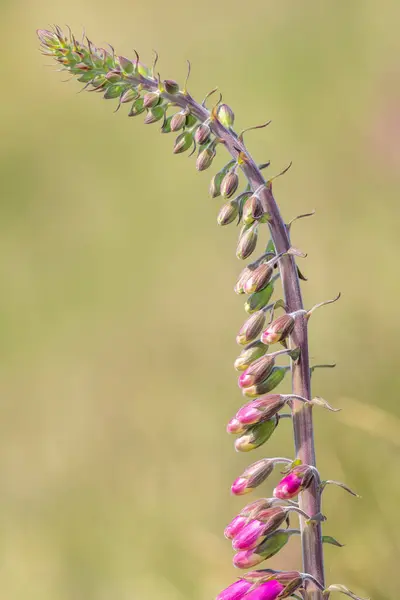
<box><xmin>1</xmin><ymin>0</ymin><xmax>399</xmax><ymax>598</ymax></box>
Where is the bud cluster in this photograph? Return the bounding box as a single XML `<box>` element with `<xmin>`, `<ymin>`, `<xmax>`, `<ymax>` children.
<box><xmin>38</xmin><ymin>27</ymin><xmax>363</xmax><ymax>600</ymax></box>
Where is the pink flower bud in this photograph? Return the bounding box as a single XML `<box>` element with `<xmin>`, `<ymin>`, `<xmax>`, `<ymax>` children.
<box><xmin>226</xmin><ymin>417</ymin><xmax>245</xmax><ymax>434</ymax></box>
<box><xmin>244</xmin><ymin>580</ymin><xmax>285</xmax><ymax>600</ymax></box>
<box><xmin>224</xmin><ymin>515</ymin><xmax>248</xmax><ymax>539</ymax></box>
<box><xmin>236</xmin><ymin>395</ymin><xmax>285</xmax><ymax>426</ymax></box>
<box><xmin>231</xmin><ymin>459</ymin><xmax>274</xmax><ymax>495</ymax></box>
<box><xmin>232</xmin><ymin>519</ymin><xmax>267</xmax><ymax>550</ymax></box>
<box><xmin>261</xmin><ymin>314</ymin><xmax>295</xmax><ymax>345</ymax></box>
<box><xmin>273</xmin><ymin>465</ymin><xmax>314</xmax><ymax>499</ymax></box>
<box><xmin>231</xmin><ymin>477</ymin><xmax>251</xmax><ymax>495</ymax></box>
<box><xmin>233</xmin><ymin>548</ymin><xmax>262</xmax><ymax>569</ymax></box>
<box><xmin>238</xmin><ymin>355</ymin><xmax>276</xmax><ymax>388</ymax></box>
<box><xmin>216</xmin><ymin>579</ymin><xmax>252</xmax><ymax>600</ymax></box>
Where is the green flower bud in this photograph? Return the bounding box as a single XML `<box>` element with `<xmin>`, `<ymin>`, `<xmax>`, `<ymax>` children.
<box><xmin>244</xmin><ymin>282</ymin><xmax>275</xmax><ymax>313</ymax></box>
<box><xmin>234</xmin><ymin>416</ymin><xmax>279</xmax><ymax>452</ymax></box>
<box><xmin>143</xmin><ymin>91</ymin><xmax>160</xmax><ymax>108</ymax></box>
<box><xmin>234</xmin><ymin>341</ymin><xmax>269</xmax><ymax>371</ymax></box>
<box><xmin>120</xmin><ymin>88</ymin><xmax>138</xmax><ymax>104</ymax></box>
<box><xmin>185</xmin><ymin>113</ymin><xmax>197</xmax><ymax>128</ymax></box>
<box><xmin>243</xmin><ymin>195</ymin><xmax>265</xmax><ymax>225</ymax></box>
<box><xmin>217</xmin><ymin>103</ymin><xmax>235</xmax><ymax>127</ymax></box>
<box><xmin>173</xmin><ymin>131</ymin><xmax>193</xmax><ymax>154</ymax></box>
<box><xmin>163</xmin><ymin>79</ymin><xmax>180</xmax><ymax>94</ymax></box>
<box><xmin>144</xmin><ymin>105</ymin><xmax>165</xmax><ymax>124</ymax></box>
<box><xmin>221</xmin><ymin>170</ymin><xmax>239</xmax><ymax>198</ymax></box>
<box><xmin>128</xmin><ymin>97</ymin><xmax>145</xmax><ymax>117</ymax></box>
<box><xmin>236</xmin><ymin>223</ymin><xmax>259</xmax><ymax>260</ymax></box>
<box><xmin>242</xmin><ymin>366</ymin><xmax>289</xmax><ymax>398</ymax></box>
<box><xmin>170</xmin><ymin>111</ymin><xmax>187</xmax><ymax>132</ymax></box>
<box><xmin>236</xmin><ymin>310</ymin><xmax>267</xmax><ymax>345</ymax></box>
<box><xmin>196</xmin><ymin>146</ymin><xmax>216</xmax><ymax>171</ymax></box>
<box><xmin>217</xmin><ymin>199</ymin><xmax>239</xmax><ymax>226</ymax></box>
<box><xmin>209</xmin><ymin>161</ymin><xmax>235</xmax><ymax>198</ymax></box>
<box><xmin>103</xmin><ymin>84</ymin><xmax>124</xmax><ymax>99</ymax></box>
<box><xmin>118</xmin><ymin>55</ymin><xmax>134</xmax><ymax>74</ymax></box>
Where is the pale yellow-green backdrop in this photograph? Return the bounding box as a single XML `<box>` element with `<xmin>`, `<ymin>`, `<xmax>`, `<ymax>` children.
<box><xmin>0</xmin><ymin>1</ymin><xmax>399</xmax><ymax>599</ymax></box>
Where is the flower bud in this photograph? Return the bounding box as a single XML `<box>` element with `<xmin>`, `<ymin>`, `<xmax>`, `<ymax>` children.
<box><xmin>235</xmin><ymin>395</ymin><xmax>286</xmax><ymax>426</ymax></box>
<box><xmin>118</xmin><ymin>56</ymin><xmax>134</xmax><ymax>74</ymax></box>
<box><xmin>243</xmin><ymin>263</ymin><xmax>274</xmax><ymax>294</ymax></box>
<box><xmin>221</xmin><ymin>170</ymin><xmax>239</xmax><ymax>198</ymax></box>
<box><xmin>243</xmin><ymin>580</ymin><xmax>285</xmax><ymax>600</ymax></box>
<box><xmin>218</xmin><ymin>199</ymin><xmax>239</xmax><ymax>226</ymax></box>
<box><xmin>173</xmin><ymin>131</ymin><xmax>193</xmax><ymax>154</ymax></box>
<box><xmin>232</xmin><ymin>508</ymin><xmax>289</xmax><ymax>551</ymax></box>
<box><xmin>37</xmin><ymin>29</ymin><xmax>60</xmax><ymax>48</ymax></box>
<box><xmin>224</xmin><ymin>515</ymin><xmax>248</xmax><ymax>540</ymax></box>
<box><xmin>120</xmin><ymin>88</ymin><xmax>138</xmax><ymax>104</ymax></box>
<box><xmin>234</xmin><ymin>266</ymin><xmax>253</xmax><ymax>295</ymax></box>
<box><xmin>234</xmin><ymin>341</ymin><xmax>269</xmax><ymax>371</ymax></box>
<box><xmin>226</xmin><ymin>417</ymin><xmax>246</xmax><ymax>434</ymax></box>
<box><xmin>238</xmin><ymin>354</ymin><xmax>276</xmax><ymax>388</ymax></box>
<box><xmin>105</xmin><ymin>70</ymin><xmax>122</xmax><ymax>83</ymax></box>
<box><xmin>261</xmin><ymin>314</ymin><xmax>295</xmax><ymax>345</ymax></box>
<box><xmin>233</xmin><ymin>530</ymin><xmax>292</xmax><ymax>568</ymax></box>
<box><xmin>236</xmin><ymin>224</ymin><xmax>259</xmax><ymax>260</ymax></box>
<box><xmin>163</xmin><ymin>79</ymin><xmax>180</xmax><ymax>94</ymax></box>
<box><xmin>196</xmin><ymin>146</ymin><xmax>216</xmax><ymax>171</ymax></box>
<box><xmin>241</xmin><ymin>367</ymin><xmax>289</xmax><ymax>398</ymax></box>
<box><xmin>217</xmin><ymin>103</ymin><xmax>235</xmax><ymax>127</ymax></box>
<box><xmin>243</xmin><ymin>195</ymin><xmax>264</xmax><ymax>225</ymax></box>
<box><xmin>143</xmin><ymin>91</ymin><xmax>160</xmax><ymax>108</ymax></box>
<box><xmin>245</xmin><ymin>282</ymin><xmax>275</xmax><ymax>314</ymax></box>
<box><xmin>240</xmin><ymin>498</ymin><xmax>276</xmax><ymax>517</ymax></box>
<box><xmin>234</xmin><ymin>416</ymin><xmax>278</xmax><ymax>452</ymax></box>
<box><xmin>128</xmin><ymin>98</ymin><xmax>145</xmax><ymax>117</ymax></box>
<box><xmin>195</xmin><ymin>123</ymin><xmax>211</xmax><ymax>144</ymax></box>
<box><xmin>209</xmin><ymin>162</ymin><xmax>235</xmax><ymax>197</ymax></box>
<box><xmin>170</xmin><ymin>111</ymin><xmax>187</xmax><ymax>132</ymax></box>
<box><xmin>144</xmin><ymin>106</ymin><xmax>165</xmax><ymax>124</ymax></box>
<box><xmin>273</xmin><ymin>465</ymin><xmax>315</xmax><ymax>499</ymax></box>
<box><xmin>236</xmin><ymin>310</ymin><xmax>266</xmax><ymax>345</ymax></box>
<box><xmin>216</xmin><ymin>579</ymin><xmax>252</xmax><ymax>600</ymax></box>
<box><xmin>231</xmin><ymin>458</ymin><xmax>275</xmax><ymax>495</ymax></box>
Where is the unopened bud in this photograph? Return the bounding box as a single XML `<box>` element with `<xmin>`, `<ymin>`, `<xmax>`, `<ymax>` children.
<box><xmin>234</xmin><ymin>416</ymin><xmax>279</xmax><ymax>452</ymax></box>
<box><xmin>118</xmin><ymin>56</ymin><xmax>134</xmax><ymax>74</ymax></box>
<box><xmin>233</xmin><ymin>530</ymin><xmax>294</xmax><ymax>568</ymax></box>
<box><xmin>173</xmin><ymin>131</ymin><xmax>193</xmax><ymax>154</ymax></box>
<box><xmin>195</xmin><ymin>123</ymin><xmax>211</xmax><ymax>144</ymax></box>
<box><xmin>234</xmin><ymin>341</ymin><xmax>268</xmax><ymax>371</ymax></box>
<box><xmin>120</xmin><ymin>88</ymin><xmax>138</xmax><ymax>104</ymax></box>
<box><xmin>221</xmin><ymin>170</ymin><xmax>239</xmax><ymax>198</ymax></box>
<box><xmin>236</xmin><ymin>310</ymin><xmax>266</xmax><ymax>346</ymax></box>
<box><xmin>37</xmin><ymin>29</ymin><xmax>60</xmax><ymax>48</ymax></box>
<box><xmin>242</xmin><ymin>366</ymin><xmax>289</xmax><ymax>398</ymax></box>
<box><xmin>196</xmin><ymin>146</ymin><xmax>216</xmax><ymax>171</ymax></box>
<box><xmin>144</xmin><ymin>106</ymin><xmax>165</xmax><ymax>124</ymax></box>
<box><xmin>105</xmin><ymin>70</ymin><xmax>122</xmax><ymax>83</ymax></box>
<box><xmin>243</xmin><ymin>195</ymin><xmax>264</xmax><ymax>224</ymax></box>
<box><xmin>234</xmin><ymin>266</ymin><xmax>253</xmax><ymax>294</ymax></box>
<box><xmin>261</xmin><ymin>313</ymin><xmax>295</xmax><ymax>345</ymax></box>
<box><xmin>242</xmin><ymin>580</ymin><xmax>286</xmax><ymax>600</ymax></box>
<box><xmin>128</xmin><ymin>98</ymin><xmax>145</xmax><ymax>117</ymax></box>
<box><xmin>163</xmin><ymin>79</ymin><xmax>180</xmax><ymax>94</ymax></box>
<box><xmin>224</xmin><ymin>515</ymin><xmax>248</xmax><ymax>540</ymax></box>
<box><xmin>273</xmin><ymin>465</ymin><xmax>315</xmax><ymax>499</ymax></box>
<box><xmin>209</xmin><ymin>162</ymin><xmax>235</xmax><ymax>197</ymax></box>
<box><xmin>143</xmin><ymin>91</ymin><xmax>160</xmax><ymax>108</ymax></box>
<box><xmin>243</xmin><ymin>263</ymin><xmax>274</xmax><ymax>294</ymax></box>
<box><xmin>238</xmin><ymin>353</ymin><xmax>280</xmax><ymax>388</ymax></box>
<box><xmin>217</xmin><ymin>103</ymin><xmax>235</xmax><ymax>127</ymax></box>
<box><xmin>236</xmin><ymin>223</ymin><xmax>259</xmax><ymax>260</ymax></box>
<box><xmin>170</xmin><ymin>111</ymin><xmax>187</xmax><ymax>132</ymax></box>
<box><xmin>218</xmin><ymin>199</ymin><xmax>239</xmax><ymax>226</ymax></box>
<box><xmin>235</xmin><ymin>395</ymin><xmax>286</xmax><ymax>426</ymax></box>
<box><xmin>232</xmin><ymin>507</ymin><xmax>288</xmax><ymax>551</ymax></box>
<box><xmin>231</xmin><ymin>458</ymin><xmax>275</xmax><ymax>495</ymax></box>
<box><xmin>216</xmin><ymin>579</ymin><xmax>252</xmax><ymax>600</ymax></box>
<box><xmin>245</xmin><ymin>282</ymin><xmax>275</xmax><ymax>313</ymax></box>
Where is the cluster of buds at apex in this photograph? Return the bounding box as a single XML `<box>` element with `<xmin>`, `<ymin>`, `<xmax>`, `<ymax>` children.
<box><xmin>217</xmin><ymin>103</ymin><xmax>235</xmax><ymax>128</ymax></box>
<box><xmin>221</xmin><ymin>169</ymin><xmax>240</xmax><ymax>198</ymax></box>
<box><xmin>273</xmin><ymin>464</ymin><xmax>316</xmax><ymax>500</ymax></box>
<box><xmin>241</xmin><ymin>366</ymin><xmax>290</xmax><ymax>398</ymax></box>
<box><xmin>238</xmin><ymin>349</ymin><xmax>299</xmax><ymax>389</ymax></box>
<box><xmin>237</xmin><ymin>223</ymin><xmax>259</xmax><ymax>260</ymax></box>
<box><xmin>233</xmin><ymin>529</ymin><xmax>300</xmax><ymax>569</ymax></box>
<box><xmin>230</xmin><ymin>458</ymin><xmax>290</xmax><ymax>496</ymax></box>
<box><xmin>234</xmin><ymin>415</ymin><xmax>281</xmax><ymax>452</ymax></box>
<box><xmin>234</xmin><ymin>341</ymin><xmax>269</xmax><ymax>372</ymax></box>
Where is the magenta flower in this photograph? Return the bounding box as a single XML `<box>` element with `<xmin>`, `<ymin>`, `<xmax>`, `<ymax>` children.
<box><xmin>232</xmin><ymin>519</ymin><xmax>267</xmax><ymax>550</ymax></box>
<box><xmin>243</xmin><ymin>580</ymin><xmax>285</xmax><ymax>600</ymax></box>
<box><xmin>216</xmin><ymin>579</ymin><xmax>252</xmax><ymax>600</ymax></box>
<box><xmin>273</xmin><ymin>465</ymin><xmax>314</xmax><ymax>499</ymax></box>
<box><xmin>224</xmin><ymin>515</ymin><xmax>248</xmax><ymax>540</ymax></box>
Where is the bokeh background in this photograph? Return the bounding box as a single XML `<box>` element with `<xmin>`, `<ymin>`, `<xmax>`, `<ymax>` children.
<box><xmin>1</xmin><ymin>1</ymin><xmax>399</xmax><ymax>598</ymax></box>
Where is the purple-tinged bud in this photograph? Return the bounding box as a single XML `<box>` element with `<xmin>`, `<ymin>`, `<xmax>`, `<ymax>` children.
<box><xmin>144</xmin><ymin>106</ymin><xmax>165</xmax><ymax>124</ymax></box>
<box><xmin>170</xmin><ymin>111</ymin><xmax>187</xmax><ymax>132</ymax></box>
<box><xmin>128</xmin><ymin>98</ymin><xmax>145</xmax><ymax>117</ymax></box>
<box><xmin>231</xmin><ymin>458</ymin><xmax>275</xmax><ymax>495</ymax></box>
<box><xmin>240</xmin><ymin>498</ymin><xmax>276</xmax><ymax>517</ymax></box>
<box><xmin>261</xmin><ymin>313</ymin><xmax>295</xmax><ymax>345</ymax></box>
<box><xmin>209</xmin><ymin>162</ymin><xmax>235</xmax><ymax>197</ymax></box>
<box><xmin>227</xmin><ymin>417</ymin><xmax>245</xmax><ymax>435</ymax></box>
<box><xmin>118</xmin><ymin>56</ymin><xmax>134</xmax><ymax>74</ymax></box>
<box><xmin>37</xmin><ymin>29</ymin><xmax>60</xmax><ymax>48</ymax></box>
<box><xmin>243</xmin><ymin>580</ymin><xmax>285</xmax><ymax>600</ymax></box>
<box><xmin>216</xmin><ymin>579</ymin><xmax>252</xmax><ymax>600</ymax></box>
<box><xmin>217</xmin><ymin>103</ymin><xmax>235</xmax><ymax>128</ymax></box>
<box><xmin>236</xmin><ymin>224</ymin><xmax>259</xmax><ymax>260</ymax></box>
<box><xmin>163</xmin><ymin>79</ymin><xmax>180</xmax><ymax>94</ymax></box>
<box><xmin>241</xmin><ymin>367</ymin><xmax>289</xmax><ymax>398</ymax></box>
<box><xmin>232</xmin><ymin>519</ymin><xmax>267</xmax><ymax>550</ymax></box>
<box><xmin>234</xmin><ymin>341</ymin><xmax>269</xmax><ymax>371</ymax></box>
<box><xmin>224</xmin><ymin>515</ymin><xmax>248</xmax><ymax>539</ymax></box>
<box><xmin>236</xmin><ymin>395</ymin><xmax>286</xmax><ymax>426</ymax></box>
<box><xmin>273</xmin><ymin>465</ymin><xmax>315</xmax><ymax>499</ymax></box>
<box><xmin>120</xmin><ymin>88</ymin><xmax>138</xmax><ymax>104</ymax></box>
<box><xmin>196</xmin><ymin>146</ymin><xmax>216</xmax><ymax>171</ymax></box>
<box><xmin>173</xmin><ymin>131</ymin><xmax>193</xmax><ymax>154</ymax></box>
<box><xmin>233</xmin><ymin>530</ymin><xmax>295</xmax><ymax>568</ymax></box>
<box><xmin>195</xmin><ymin>123</ymin><xmax>211</xmax><ymax>144</ymax></box>
<box><xmin>234</xmin><ymin>266</ymin><xmax>253</xmax><ymax>295</ymax></box>
<box><xmin>243</xmin><ymin>263</ymin><xmax>274</xmax><ymax>294</ymax></box>
<box><xmin>245</xmin><ymin>282</ymin><xmax>275</xmax><ymax>314</ymax></box>
<box><xmin>221</xmin><ymin>170</ymin><xmax>239</xmax><ymax>198</ymax></box>
<box><xmin>238</xmin><ymin>354</ymin><xmax>277</xmax><ymax>388</ymax></box>
<box><xmin>234</xmin><ymin>417</ymin><xmax>278</xmax><ymax>452</ymax></box>
<box><xmin>105</xmin><ymin>70</ymin><xmax>122</xmax><ymax>83</ymax></box>
<box><xmin>236</xmin><ymin>310</ymin><xmax>266</xmax><ymax>346</ymax></box>
<box><xmin>243</xmin><ymin>195</ymin><xmax>265</xmax><ymax>225</ymax></box>
<box><xmin>218</xmin><ymin>199</ymin><xmax>239</xmax><ymax>226</ymax></box>
<box><xmin>143</xmin><ymin>91</ymin><xmax>160</xmax><ymax>108</ymax></box>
